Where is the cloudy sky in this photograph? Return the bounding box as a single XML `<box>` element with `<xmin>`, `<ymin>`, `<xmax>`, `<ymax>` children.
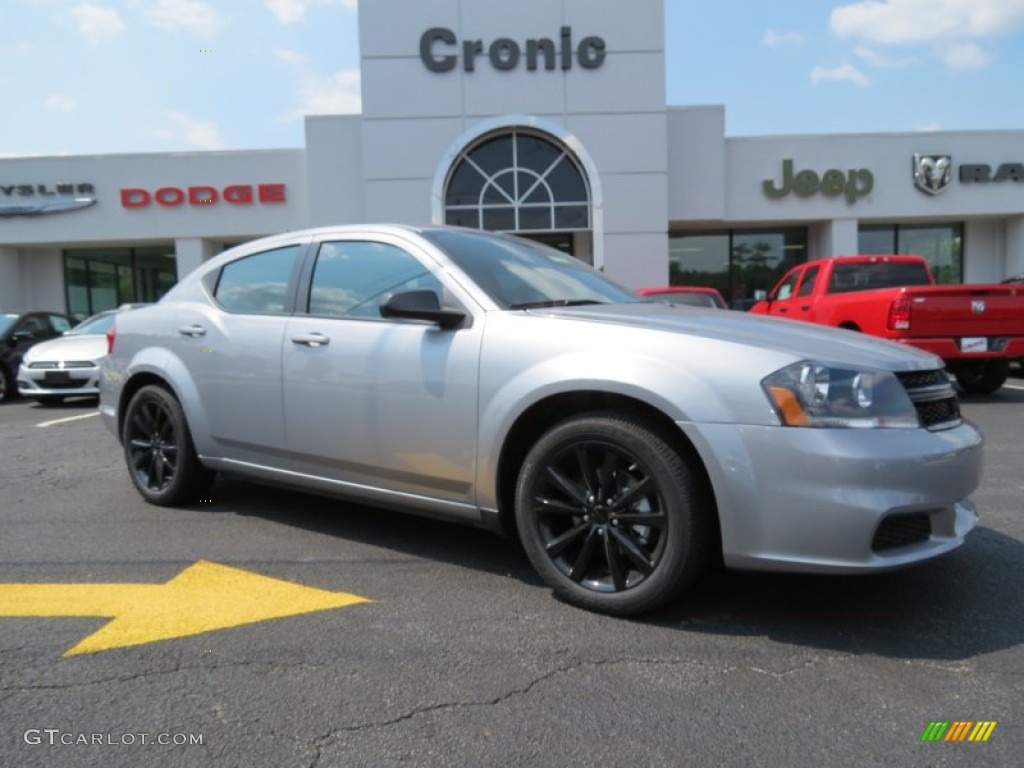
<box><xmin>2</xmin><ymin>0</ymin><xmax>1023</xmax><ymax>157</ymax></box>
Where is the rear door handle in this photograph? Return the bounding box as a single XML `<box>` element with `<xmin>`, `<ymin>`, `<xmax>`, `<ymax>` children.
<box><xmin>178</xmin><ymin>324</ymin><xmax>206</xmax><ymax>337</ymax></box>
<box><xmin>291</xmin><ymin>332</ymin><xmax>330</xmax><ymax>347</ymax></box>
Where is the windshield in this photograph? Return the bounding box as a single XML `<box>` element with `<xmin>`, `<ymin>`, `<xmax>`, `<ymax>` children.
<box><xmin>0</xmin><ymin>314</ymin><xmax>16</xmax><ymax>336</ymax></box>
<box><xmin>644</xmin><ymin>291</ymin><xmax>723</xmax><ymax>309</ymax></box>
<box><xmin>68</xmin><ymin>312</ymin><xmax>117</xmax><ymax>335</ymax></box>
<box><xmin>422</xmin><ymin>229</ymin><xmax>638</xmax><ymax>309</ymax></box>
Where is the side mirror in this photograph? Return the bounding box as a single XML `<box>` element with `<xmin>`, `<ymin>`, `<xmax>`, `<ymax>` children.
<box><xmin>380</xmin><ymin>290</ymin><xmax>466</xmax><ymax>329</ymax></box>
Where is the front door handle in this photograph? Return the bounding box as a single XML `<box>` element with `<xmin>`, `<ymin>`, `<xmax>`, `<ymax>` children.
<box><xmin>178</xmin><ymin>324</ymin><xmax>206</xmax><ymax>337</ymax></box>
<box><xmin>291</xmin><ymin>332</ymin><xmax>330</xmax><ymax>348</ymax></box>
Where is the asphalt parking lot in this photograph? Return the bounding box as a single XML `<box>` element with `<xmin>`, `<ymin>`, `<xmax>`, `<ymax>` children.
<box><xmin>1</xmin><ymin>378</ymin><xmax>1022</xmax><ymax>768</ymax></box>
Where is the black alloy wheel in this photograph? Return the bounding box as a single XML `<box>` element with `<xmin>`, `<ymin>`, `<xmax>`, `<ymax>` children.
<box><xmin>515</xmin><ymin>412</ymin><xmax>709</xmax><ymax>616</ymax></box>
<box><xmin>122</xmin><ymin>384</ymin><xmax>214</xmax><ymax>505</ymax></box>
<box><xmin>0</xmin><ymin>365</ymin><xmax>10</xmax><ymax>402</ymax></box>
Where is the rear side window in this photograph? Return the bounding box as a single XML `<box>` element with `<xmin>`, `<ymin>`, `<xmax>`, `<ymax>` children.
<box><xmin>214</xmin><ymin>245</ymin><xmax>302</xmax><ymax>313</ymax></box>
<box><xmin>49</xmin><ymin>314</ymin><xmax>73</xmax><ymax>333</ymax></box>
<box><xmin>829</xmin><ymin>262</ymin><xmax>932</xmax><ymax>293</ymax></box>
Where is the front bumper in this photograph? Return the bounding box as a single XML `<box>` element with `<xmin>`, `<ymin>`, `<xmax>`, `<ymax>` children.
<box><xmin>678</xmin><ymin>419</ymin><xmax>983</xmax><ymax>573</ymax></box>
<box><xmin>18</xmin><ymin>363</ymin><xmax>100</xmax><ymax>398</ymax></box>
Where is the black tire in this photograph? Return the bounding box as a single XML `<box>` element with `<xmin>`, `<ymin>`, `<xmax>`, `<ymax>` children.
<box><xmin>122</xmin><ymin>384</ymin><xmax>215</xmax><ymax>505</ymax></box>
<box><xmin>954</xmin><ymin>360</ymin><xmax>1010</xmax><ymax>395</ymax></box>
<box><xmin>0</xmin><ymin>365</ymin><xmax>10</xmax><ymax>403</ymax></box>
<box><xmin>515</xmin><ymin>412</ymin><xmax>710</xmax><ymax>616</ymax></box>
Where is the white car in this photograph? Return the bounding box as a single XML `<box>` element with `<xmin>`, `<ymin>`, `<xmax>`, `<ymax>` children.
<box><xmin>18</xmin><ymin>309</ymin><xmax>124</xmax><ymax>404</ymax></box>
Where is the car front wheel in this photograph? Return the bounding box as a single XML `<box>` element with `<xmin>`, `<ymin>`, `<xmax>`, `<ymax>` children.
<box><xmin>515</xmin><ymin>412</ymin><xmax>710</xmax><ymax>616</ymax></box>
<box><xmin>0</xmin><ymin>365</ymin><xmax>10</xmax><ymax>402</ymax></box>
<box><xmin>122</xmin><ymin>384</ymin><xmax>215</xmax><ymax>505</ymax></box>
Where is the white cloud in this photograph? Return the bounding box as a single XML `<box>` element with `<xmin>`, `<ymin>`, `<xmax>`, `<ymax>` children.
<box><xmin>70</xmin><ymin>3</ymin><xmax>125</xmax><ymax>43</ymax></box>
<box><xmin>810</xmin><ymin>63</ymin><xmax>870</xmax><ymax>86</ymax></box>
<box><xmin>854</xmin><ymin>46</ymin><xmax>917</xmax><ymax>68</ymax></box>
<box><xmin>273</xmin><ymin>48</ymin><xmax>308</xmax><ymax>66</ymax></box>
<box><xmin>266</xmin><ymin>0</ymin><xmax>356</xmax><ymax>25</ymax></box>
<box><xmin>831</xmin><ymin>0</ymin><xmax>1024</xmax><ymax>44</ymax></box>
<box><xmin>44</xmin><ymin>94</ymin><xmax>78</xmax><ymax>112</ymax></box>
<box><xmin>159</xmin><ymin>111</ymin><xmax>223</xmax><ymax>149</ymax></box>
<box><xmin>130</xmin><ymin>0</ymin><xmax>222</xmax><ymax>37</ymax></box>
<box><xmin>266</xmin><ymin>0</ymin><xmax>305</xmax><ymax>24</ymax></box>
<box><xmin>942</xmin><ymin>42</ymin><xmax>992</xmax><ymax>70</ymax></box>
<box><xmin>762</xmin><ymin>29</ymin><xmax>804</xmax><ymax>48</ymax></box>
<box><xmin>291</xmin><ymin>70</ymin><xmax>362</xmax><ymax>117</ymax></box>
<box><xmin>917</xmin><ymin>123</ymin><xmax>943</xmax><ymax>132</ymax></box>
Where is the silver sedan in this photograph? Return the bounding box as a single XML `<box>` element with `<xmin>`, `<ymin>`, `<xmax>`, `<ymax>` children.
<box><xmin>99</xmin><ymin>225</ymin><xmax>983</xmax><ymax>615</ymax></box>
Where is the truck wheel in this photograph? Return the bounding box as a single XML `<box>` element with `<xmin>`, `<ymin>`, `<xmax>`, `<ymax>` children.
<box><xmin>954</xmin><ymin>360</ymin><xmax>1010</xmax><ymax>395</ymax></box>
<box><xmin>515</xmin><ymin>412</ymin><xmax>710</xmax><ymax>616</ymax></box>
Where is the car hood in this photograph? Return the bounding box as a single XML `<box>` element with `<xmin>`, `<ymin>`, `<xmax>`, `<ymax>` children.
<box><xmin>21</xmin><ymin>334</ymin><xmax>107</xmax><ymax>363</ymax></box>
<box><xmin>529</xmin><ymin>302</ymin><xmax>942</xmax><ymax>371</ymax></box>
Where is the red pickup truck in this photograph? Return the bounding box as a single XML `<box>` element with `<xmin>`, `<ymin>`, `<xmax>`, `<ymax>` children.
<box><xmin>750</xmin><ymin>254</ymin><xmax>1024</xmax><ymax>394</ymax></box>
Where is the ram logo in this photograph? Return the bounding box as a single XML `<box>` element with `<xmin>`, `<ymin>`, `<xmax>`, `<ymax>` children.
<box><xmin>913</xmin><ymin>154</ymin><xmax>953</xmax><ymax>195</ymax></box>
<box><xmin>971</xmin><ymin>300</ymin><xmax>986</xmax><ymax>314</ymax></box>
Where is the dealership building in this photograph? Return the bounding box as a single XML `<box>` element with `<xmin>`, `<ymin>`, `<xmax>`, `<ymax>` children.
<box><xmin>2</xmin><ymin>0</ymin><xmax>1024</xmax><ymax>318</ymax></box>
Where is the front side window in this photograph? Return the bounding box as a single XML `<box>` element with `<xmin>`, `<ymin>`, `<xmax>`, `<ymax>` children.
<box><xmin>773</xmin><ymin>272</ymin><xmax>800</xmax><ymax>301</ymax></box>
<box><xmin>214</xmin><ymin>245</ymin><xmax>301</xmax><ymax>313</ymax></box>
<box><xmin>307</xmin><ymin>241</ymin><xmax>443</xmax><ymax>319</ymax></box>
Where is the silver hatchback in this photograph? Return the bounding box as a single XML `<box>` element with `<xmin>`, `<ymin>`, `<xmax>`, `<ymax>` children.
<box><xmin>99</xmin><ymin>225</ymin><xmax>983</xmax><ymax>615</ymax></box>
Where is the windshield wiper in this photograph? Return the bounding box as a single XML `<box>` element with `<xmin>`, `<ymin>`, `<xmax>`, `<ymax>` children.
<box><xmin>507</xmin><ymin>299</ymin><xmax>608</xmax><ymax>310</ymax></box>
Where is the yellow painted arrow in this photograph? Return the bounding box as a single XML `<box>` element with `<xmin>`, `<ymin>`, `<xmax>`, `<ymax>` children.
<box><xmin>0</xmin><ymin>560</ymin><xmax>370</xmax><ymax>657</ymax></box>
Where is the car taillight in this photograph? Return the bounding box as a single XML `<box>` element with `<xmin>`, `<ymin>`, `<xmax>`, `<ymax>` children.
<box><xmin>106</xmin><ymin>322</ymin><xmax>116</xmax><ymax>354</ymax></box>
<box><xmin>887</xmin><ymin>296</ymin><xmax>911</xmax><ymax>330</ymax></box>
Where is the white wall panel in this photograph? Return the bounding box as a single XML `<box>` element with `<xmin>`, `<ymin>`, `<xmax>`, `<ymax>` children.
<box><xmin>603</xmin><ymin>232</ymin><xmax>670</xmax><ymax>288</ymax></box>
<box><xmin>602</xmin><ymin>174</ymin><xmax>669</xmax><ymax>233</ymax></box>
<box><xmin>568</xmin><ymin>114</ymin><xmax>667</xmax><ymax>174</ymax></box>
<box><xmin>362</xmin><ymin>118</ymin><xmax>466</xmax><ymax>180</ymax></box>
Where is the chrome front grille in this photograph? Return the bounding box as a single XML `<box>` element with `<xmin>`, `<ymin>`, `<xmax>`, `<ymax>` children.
<box><xmin>28</xmin><ymin>361</ymin><xmax>95</xmax><ymax>369</ymax></box>
<box><xmin>896</xmin><ymin>369</ymin><xmax>962</xmax><ymax>430</ymax></box>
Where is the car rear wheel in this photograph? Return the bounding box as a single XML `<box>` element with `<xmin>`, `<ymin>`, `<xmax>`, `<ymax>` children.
<box><xmin>954</xmin><ymin>360</ymin><xmax>1010</xmax><ymax>395</ymax></box>
<box><xmin>122</xmin><ymin>384</ymin><xmax>215</xmax><ymax>505</ymax></box>
<box><xmin>515</xmin><ymin>412</ymin><xmax>709</xmax><ymax>616</ymax></box>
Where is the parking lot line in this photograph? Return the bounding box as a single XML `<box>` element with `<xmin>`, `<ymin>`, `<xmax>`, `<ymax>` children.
<box><xmin>35</xmin><ymin>411</ymin><xmax>100</xmax><ymax>428</ymax></box>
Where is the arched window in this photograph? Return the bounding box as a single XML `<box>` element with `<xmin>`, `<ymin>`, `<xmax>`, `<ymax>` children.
<box><xmin>444</xmin><ymin>128</ymin><xmax>590</xmax><ymax>233</ymax></box>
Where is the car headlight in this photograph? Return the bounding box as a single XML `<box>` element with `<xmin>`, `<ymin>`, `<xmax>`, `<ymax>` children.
<box><xmin>762</xmin><ymin>361</ymin><xmax>919</xmax><ymax>428</ymax></box>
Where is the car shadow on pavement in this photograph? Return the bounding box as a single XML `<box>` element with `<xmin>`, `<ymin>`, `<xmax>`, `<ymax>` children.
<box><xmin>196</xmin><ymin>475</ymin><xmax>543</xmax><ymax>586</ymax></box>
<box><xmin>194</xmin><ymin>476</ymin><xmax>1021</xmax><ymax>664</ymax></box>
<box><xmin>648</xmin><ymin>525</ymin><xmax>1023</xmax><ymax>663</ymax></box>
